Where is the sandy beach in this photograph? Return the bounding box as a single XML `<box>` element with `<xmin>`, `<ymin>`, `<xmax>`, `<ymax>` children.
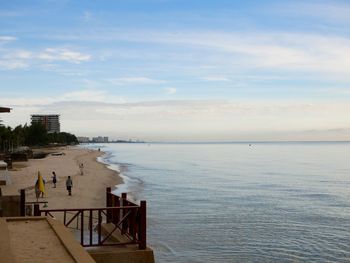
<box><xmin>9</xmin><ymin>146</ymin><xmax>122</xmax><ymax>209</ymax></box>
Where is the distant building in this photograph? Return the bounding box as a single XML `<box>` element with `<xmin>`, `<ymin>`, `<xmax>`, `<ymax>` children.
<box><xmin>77</xmin><ymin>136</ymin><xmax>90</xmax><ymax>143</ymax></box>
<box><xmin>31</xmin><ymin>114</ymin><xmax>60</xmax><ymax>133</ymax></box>
<box><xmin>92</xmin><ymin>136</ymin><xmax>109</xmax><ymax>143</ymax></box>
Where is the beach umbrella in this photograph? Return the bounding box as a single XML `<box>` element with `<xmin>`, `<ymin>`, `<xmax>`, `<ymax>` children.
<box><xmin>38</xmin><ymin>171</ymin><xmax>45</xmax><ymax>196</ymax></box>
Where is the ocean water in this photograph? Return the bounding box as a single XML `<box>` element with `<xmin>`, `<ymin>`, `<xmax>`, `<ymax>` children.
<box><xmin>94</xmin><ymin>142</ymin><xmax>350</xmax><ymax>262</ymax></box>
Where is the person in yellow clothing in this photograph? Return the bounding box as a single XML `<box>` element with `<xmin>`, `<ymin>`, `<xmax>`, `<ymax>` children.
<box><xmin>35</xmin><ymin>172</ymin><xmax>45</xmax><ymax>198</ymax></box>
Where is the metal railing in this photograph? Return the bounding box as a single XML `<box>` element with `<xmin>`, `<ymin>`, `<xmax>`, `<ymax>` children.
<box><xmin>32</xmin><ymin>188</ymin><xmax>147</xmax><ymax>249</ymax></box>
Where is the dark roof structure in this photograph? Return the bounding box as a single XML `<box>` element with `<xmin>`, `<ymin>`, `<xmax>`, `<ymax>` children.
<box><xmin>0</xmin><ymin>107</ymin><xmax>11</xmax><ymax>113</ymax></box>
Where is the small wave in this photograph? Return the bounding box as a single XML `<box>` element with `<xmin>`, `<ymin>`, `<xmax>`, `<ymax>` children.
<box><xmin>152</xmin><ymin>241</ymin><xmax>177</xmax><ymax>255</ymax></box>
<box><xmin>298</xmin><ymin>193</ymin><xmax>336</xmax><ymax>200</ymax></box>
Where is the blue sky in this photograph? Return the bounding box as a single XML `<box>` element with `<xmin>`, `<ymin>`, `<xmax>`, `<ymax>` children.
<box><xmin>1</xmin><ymin>0</ymin><xmax>350</xmax><ymax>141</ymax></box>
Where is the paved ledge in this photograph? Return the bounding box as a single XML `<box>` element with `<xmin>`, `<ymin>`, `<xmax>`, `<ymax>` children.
<box><xmin>0</xmin><ymin>216</ymin><xmax>95</xmax><ymax>263</ymax></box>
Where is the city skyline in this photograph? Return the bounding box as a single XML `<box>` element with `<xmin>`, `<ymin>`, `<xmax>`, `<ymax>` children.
<box><xmin>1</xmin><ymin>0</ymin><xmax>350</xmax><ymax>141</ymax></box>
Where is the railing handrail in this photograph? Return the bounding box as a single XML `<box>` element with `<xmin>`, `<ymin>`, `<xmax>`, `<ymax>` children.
<box><xmin>40</xmin><ymin>205</ymin><xmax>139</xmax><ymax>212</ymax></box>
<box><xmin>31</xmin><ymin>188</ymin><xmax>147</xmax><ymax>250</ymax></box>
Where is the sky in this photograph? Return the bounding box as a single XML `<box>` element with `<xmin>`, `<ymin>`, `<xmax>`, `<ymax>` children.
<box><xmin>1</xmin><ymin>0</ymin><xmax>350</xmax><ymax>141</ymax></box>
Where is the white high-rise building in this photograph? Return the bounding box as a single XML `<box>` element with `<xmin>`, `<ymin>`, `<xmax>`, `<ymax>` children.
<box><xmin>77</xmin><ymin>137</ymin><xmax>90</xmax><ymax>143</ymax></box>
<box><xmin>31</xmin><ymin>114</ymin><xmax>60</xmax><ymax>133</ymax></box>
<box><xmin>92</xmin><ymin>136</ymin><xmax>109</xmax><ymax>143</ymax></box>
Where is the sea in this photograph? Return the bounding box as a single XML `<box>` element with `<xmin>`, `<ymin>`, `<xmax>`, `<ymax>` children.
<box><xmin>88</xmin><ymin>142</ymin><xmax>350</xmax><ymax>262</ymax></box>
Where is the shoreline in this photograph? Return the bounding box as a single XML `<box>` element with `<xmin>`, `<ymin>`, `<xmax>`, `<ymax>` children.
<box><xmin>8</xmin><ymin>146</ymin><xmax>124</xmax><ymax>208</ymax></box>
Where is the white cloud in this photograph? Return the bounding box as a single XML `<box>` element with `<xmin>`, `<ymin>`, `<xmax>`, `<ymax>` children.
<box><xmin>4</xmin><ymin>50</ymin><xmax>33</xmax><ymax>59</ymax></box>
<box><xmin>108</xmin><ymin>77</ymin><xmax>166</xmax><ymax>85</ymax></box>
<box><xmin>2</xmin><ymin>96</ymin><xmax>350</xmax><ymax>140</ymax></box>
<box><xmin>59</xmin><ymin>89</ymin><xmax>107</xmax><ymax>102</ymax></box>
<box><xmin>0</xmin><ymin>47</ymin><xmax>90</xmax><ymax>71</ymax></box>
<box><xmin>3</xmin><ymin>28</ymin><xmax>350</xmax><ymax>76</ymax></box>
<box><xmin>200</xmin><ymin>76</ymin><xmax>230</xmax><ymax>82</ymax></box>
<box><xmin>278</xmin><ymin>2</ymin><xmax>350</xmax><ymax>23</ymax></box>
<box><xmin>14</xmin><ymin>50</ymin><xmax>32</xmax><ymax>59</ymax></box>
<box><xmin>0</xmin><ymin>97</ymin><xmax>54</xmax><ymax>106</ymax></box>
<box><xmin>0</xmin><ymin>89</ymin><xmax>123</xmax><ymax>106</ymax></box>
<box><xmin>82</xmin><ymin>11</ymin><xmax>92</xmax><ymax>21</ymax></box>
<box><xmin>164</xmin><ymin>87</ymin><xmax>177</xmax><ymax>94</ymax></box>
<box><xmin>59</xmin><ymin>29</ymin><xmax>350</xmax><ymax>75</ymax></box>
<box><xmin>0</xmin><ymin>36</ymin><xmax>16</xmax><ymax>42</ymax></box>
<box><xmin>155</xmin><ymin>31</ymin><xmax>350</xmax><ymax>74</ymax></box>
<box><xmin>37</xmin><ymin>48</ymin><xmax>91</xmax><ymax>64</ymax></box>
<box><xmin>0</xmin><ymin>50</ymin><xmax>31</xmax><ymax>70</ymax></box>
<box><xmin>0</xmin><ymin>60</ymin><xmax>28</xmax><ymax>70</ymax></box>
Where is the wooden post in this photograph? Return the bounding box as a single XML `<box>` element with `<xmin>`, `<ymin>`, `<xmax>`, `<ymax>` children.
<box><xmin>89</xmin><ymin>210</ymin><xmax>93</xmax><ymax>246</ymax></box>
<box><xmin>121</xmin><ymin>192</ymin><xmax>127</xmax><ymax>200</ymax></box>
<box><xmin>20</xmin><ymin>189</ymin><xmax>25</xmax><ymax>216</ymax></box>
<box><xmin>112</xmin><ymin>195</ymin><xmax>120</xmax><ymax>223</ymax></box>
<box><xmin>129</xmin><ymin>208</ymin><xmax>137</xmax><ymax>241</ymax></box>
<box><xmin>98</xmin><ymin>210</ymin><xmax>102</xmax><ymax>245</ymax></box>
<box><xmin>106</xmin><ymin>187</ymin><xmax>112</xmax><ymax>223</ymax></box>
<box><xmin>80</xmin><ymin>211</ymin><xmax>84</xmax><ymax>246</ymax></box>
<box><xmin>121</xmin><ymin>193</ymin><xmax>128</xmax><ymax>234</ymax></box>
<box><xmin>33</xmin><ymin>204</ymin><xmax>40</xmax><ymax>216</ymax></box>
<box><xmin>106</xmin><ymin>187</ymin><xmax>111</xmax><ymax>206</ymax></box>
<box><xmin>139</xmin><ymin>201</ymin><xmax>147</xmax><ymax>249</ymax></box>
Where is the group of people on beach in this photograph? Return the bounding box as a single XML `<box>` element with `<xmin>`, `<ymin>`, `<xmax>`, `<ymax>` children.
<box><xmin>35</xmin><ymin>163</ymin><xmax>83</xmax><ymax>197</ymax></box>
<box><xmin>35</xmin><ymin>171</ymin><xmax>73</xmax><ymax>197</ymax></box>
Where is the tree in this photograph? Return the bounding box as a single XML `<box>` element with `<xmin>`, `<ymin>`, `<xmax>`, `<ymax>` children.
<box><xmin>0</xmin><ymin>122</ymin><xmax>78</xmax><ymax>152</ymax></box>
<box><xmin>25</xmin><ymin>122</ymin><xmax>48</xmax><ymax>146</ymax></box>
<box><xmin>0</xmin><ymin>126</ymin><xmax>12</xmax><ymax>151</ymax></box>
<box><xmin>47</xmin><ymin>132</ymin><xmax>78</xmax><ymax>144</ymax></box>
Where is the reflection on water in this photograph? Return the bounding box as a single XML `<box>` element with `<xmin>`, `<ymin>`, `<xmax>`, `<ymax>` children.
<box><xmin>97</xmin><ymin>142</ymin><xmax>350</xmax><ymax>262</ymax></box>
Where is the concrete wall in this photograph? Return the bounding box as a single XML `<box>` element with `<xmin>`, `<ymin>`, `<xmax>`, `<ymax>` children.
<box><xmin>88</xmin><ymin>223</ymin><xmax>155</xmax><ymax>263</ymax></box>
<box><xmin>0</xmin><ymin>186</ymin><xmax>20</xmax><ymax>217</ymax></box>
<box><xmin>46</xmin><ymin>217</ymin><xmax>96</xmax><ymax>263</ymax></box>
<box><xmin>89</xmin><ymin>248</ymin><xmax>155</xmax><ymax>263</ymax></box>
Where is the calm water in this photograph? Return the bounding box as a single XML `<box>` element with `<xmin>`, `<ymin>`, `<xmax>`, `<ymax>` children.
<box><xmin>94</xmin><ymin>142</ymin><xmax>350</xmax><ymax>262</ymax></box>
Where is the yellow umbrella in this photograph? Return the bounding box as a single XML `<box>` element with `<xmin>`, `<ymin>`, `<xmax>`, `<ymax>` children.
<box><xmin>38</xmin><ymin>171</ymin><xmax>45</xmax><ymax>196</ymax></box>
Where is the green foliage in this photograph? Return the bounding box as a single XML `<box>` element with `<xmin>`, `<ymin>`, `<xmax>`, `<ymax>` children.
<box><xmin>47</xmin><ymin>132</ymin><xmax>78</xmax><ymax>144</ymax></box>
<box><xmin>0</xmin><ymin>123</ymin><xmax>78</xmax><ymax>151</ymax></box>
<box><xmin>25</xmin><ymin>122</ymin><xmax>48</xmax><ymax>146</ymax></box>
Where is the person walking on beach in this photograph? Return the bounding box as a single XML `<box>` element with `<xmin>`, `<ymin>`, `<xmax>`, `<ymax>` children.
<box><xmin>35</xmin><ymin>172</ymin><xmax>45</xmax><ymax>199</ymax></box>
<box><xmin>52</xmin><ymin>171</ymin><xmax>57</xmax><ymax>188</ymax></box>
<box><xmin>66</xmin><ymin>176</ymin><xmax>73</xmax><ymax>196</ymax></box>
<box><xmin>35</xmin><ymin>179</ymin><xmax>40</xmax><ymax>199</ymax></box>
<box><xmin>79</xmin><ymin>163</ymin><xmax>84</xmax><ymax>175</ymax></box>
<box><xmin>41</xmin><ymin>178</ymin><xmax>45</xmax><ymax>197</ymax></box>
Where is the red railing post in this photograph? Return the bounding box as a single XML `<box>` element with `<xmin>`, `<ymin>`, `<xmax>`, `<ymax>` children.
<box><xmin>113</xmin><ymin>195</ymin><xmax>120</xmax><ymax>224</ymax></box>
<box><xmin>121</xmin><ymin>193</ymin><xmax>128</xmax><ymax>234</ymax></box>
<box><xmin>80</xmin><ymin>211</ymin><xmax>84</xmax><ymax>246</ymax></box>
<box><xmin>20</xmin><ymin>189</ymin><xmax>25</xmax><ymax>216</ymax></box>
<box><xmin>89</xmin><ymin>210</ymin><xmax>93</xmax><ymax>246</ymax></box>
<box><xmin>106</xmin><ymin>187</ymin><xmax>112</xmax><ymax>223</ymax></box>
<box><xmin>129</xmin><ymin>207</ymin><xmax>137</xmax><ymax>241</ymax></box>
<box><xmin>98</xmin><ymin>209</ymin><xmax>102</xmax><ymax>245</ymax></box>
<box><xmin>33</xmin><ymin>191</ymin><xmax>147</xmax><ymax>248</ymax></box>
<box><xmin>34</xmin><ymin>204</ymin><xmax>40</xmax><ymax>216</ymax></box>
<box><xmin>121</xmin><ymin>193</ymin><xmax>127</xmax><ymax>200</ymax></box>
<box><xmin>139</xmin><ymin>201</ymin><xmax>146</xmax><ymax>249</ymax></box>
